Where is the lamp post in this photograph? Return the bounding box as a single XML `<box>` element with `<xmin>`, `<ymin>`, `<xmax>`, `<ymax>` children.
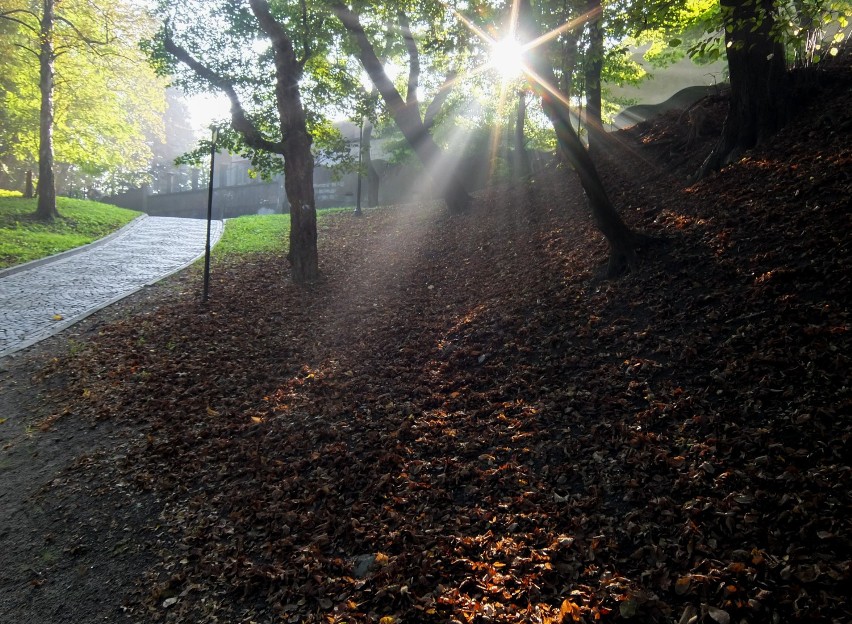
<box><xmin>202</xmin><ymin>126</ymin><xmax>219</xmax><ymax>303</ymax></box>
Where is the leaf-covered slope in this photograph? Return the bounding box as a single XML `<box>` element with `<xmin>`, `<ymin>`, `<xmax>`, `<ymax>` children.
<box><xmin>58</xmin><ymin>60</ymin><xmax>851</xmax><ymax>624</ymax></box>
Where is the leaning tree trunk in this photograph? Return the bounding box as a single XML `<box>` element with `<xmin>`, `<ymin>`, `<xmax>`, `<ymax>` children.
<box><xmin>519</xmin><ymin>0</ymin><xmax>646</xmax><ymax>276</ymax></box>
<box><xmin>330</xmin><ymin>2</ymin><xmax>471</xmax><ymax>213</ymax></box>
<box><xmin>35</xmin><ymin>0</ymin><xmax>59</xmax><ymax>221</ymax></box>
<box><xmin>696</xmin><ymin>0</ymin><xmax>788</xmax><ymax>179</ymax></box>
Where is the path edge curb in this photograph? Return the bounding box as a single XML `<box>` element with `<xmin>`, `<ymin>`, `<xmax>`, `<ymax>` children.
<box><xmin>0</xmin><ymin>220</ymin><xmax>224</xmax><ymax>361</ymax></box>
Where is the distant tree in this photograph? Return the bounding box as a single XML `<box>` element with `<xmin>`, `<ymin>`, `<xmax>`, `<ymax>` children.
<box><xmin>1</xmin><ymin>0</ymin><xmax>64</xmax><ymax>219</ymax></box>
<box><xmin>0</xmin><ymin>0</ymin><xmax>162</xmax><ymax>216</ymax></box>
<box><xmin>330</xmin><ymin>2</ymin><xmax>472</xmax><ymax>213</ymax></box>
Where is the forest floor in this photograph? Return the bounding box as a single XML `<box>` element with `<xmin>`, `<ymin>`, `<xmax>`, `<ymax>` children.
<box><xmin>0</xmin><ymin>58</ymin><xmax>849</xmax><ymax>624</ymax></box>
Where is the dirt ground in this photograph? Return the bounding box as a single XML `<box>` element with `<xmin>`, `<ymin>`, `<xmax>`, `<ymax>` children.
<box><xmin>0</xmin><ymin>281</ymin><xmax>185</xmax><ymax>623</ymax></box>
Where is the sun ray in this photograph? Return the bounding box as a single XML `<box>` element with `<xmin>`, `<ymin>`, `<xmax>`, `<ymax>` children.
<box><xmin>487</xmin><ymin>78</ymin><xmax>513</xmax><ymax>180</ymax></box>
<box><xmin>520</xmin><ymin>7</ymin><xmax>602</xmax><ymax>54</ymax></box>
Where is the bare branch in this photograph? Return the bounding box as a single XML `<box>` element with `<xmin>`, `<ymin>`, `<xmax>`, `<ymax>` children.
<box><xmin>13</xmin><ymin>42</ymin><xmax>39</xmax><ymax>60</ymax></box>
<box><xmin>163</xmin><ymin>29</ymin><xmax>284</xmax><ymax>154</ymax></box>
<box><xmin>55</xmin><ymin>15</ymin><xmax>111</xmax><ymax>49</ymax></box>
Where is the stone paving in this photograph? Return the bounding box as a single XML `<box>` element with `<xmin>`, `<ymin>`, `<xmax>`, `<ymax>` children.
<box><xmin>0</xmin><ymin>216</ymin><xmax>223</xmax><ymax>358</ymax></box>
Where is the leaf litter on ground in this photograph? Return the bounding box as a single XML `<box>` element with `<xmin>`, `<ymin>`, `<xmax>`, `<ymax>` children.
<box><xmin>29</xmin><ymin>56</ymin><xmax>852</xmax><ymax>623</ymax></box>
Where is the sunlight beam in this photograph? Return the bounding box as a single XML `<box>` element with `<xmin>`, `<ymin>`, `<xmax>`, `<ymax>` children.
<box><xmin>520</xmin><ymin>7</ymin><xmax>602</xmax><ymax>54</ymax></box>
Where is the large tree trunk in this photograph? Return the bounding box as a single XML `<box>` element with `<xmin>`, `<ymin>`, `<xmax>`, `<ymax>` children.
<box><xmin>696</xmin><ymin>0</ymin><xmax>788</xmax><ymax>179</ymax></box>
<box><xmin>583</xmin><ymin>0</ymin><xmax>605</xmax><ymax>156</ymax></box>
<box><xmin>164</xmin><ymin>0</ymin><xmax>319</xmax><ymax>283</ymax></box>
<box><xmin>250</xmin><ymin>0</ymin><xmax>317</xmax><ymax>282</ymax></box>
<box><xmin>35</xmin><ymin>0</ymin><xmax>59</xmax><ymax>221</ymax></box>
<box><xmin>519</xmin><ymin>0</ymin><xmax>645</xmax><ymax>276</ymax></box>
<box><xmin>330</xmin><ymin>2</ymin><xmax>471</xmax><ymax>213</ymax></box>
<box><xmin>281</xmin><ymin>125</ymin><xmax>317</xmax><ymax>282</ymax></box>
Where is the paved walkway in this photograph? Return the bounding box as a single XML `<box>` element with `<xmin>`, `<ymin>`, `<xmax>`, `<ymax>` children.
<box><xmin>0</xmin><ymin>216</ymin><xmax>224</xmax><ymax>358</ymax></box>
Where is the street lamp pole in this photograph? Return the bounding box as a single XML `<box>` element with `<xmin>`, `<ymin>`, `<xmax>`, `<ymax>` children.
<box><xmin>202</xmin><ymin>127</ymin><xmax>219</xmax><ymax>303</ymax></box>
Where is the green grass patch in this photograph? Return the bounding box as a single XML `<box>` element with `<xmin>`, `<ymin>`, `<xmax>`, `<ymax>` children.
<box><xmin>0</xmin><ymin>197</ymin><xmax>141</xmax><ymax>269</ymax></box>
<box><xmin>213</xmin><ymin>207</ymin><xmax>351</xmax><ymax>261</ymax></box>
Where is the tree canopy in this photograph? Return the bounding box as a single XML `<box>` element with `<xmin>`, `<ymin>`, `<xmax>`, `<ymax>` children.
<box><xmin>0</xmin><ymin>0</ymin><xmax>166</xmax><ymax>206</ymax></box>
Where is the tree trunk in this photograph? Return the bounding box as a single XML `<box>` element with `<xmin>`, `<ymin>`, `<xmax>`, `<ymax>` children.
<box><xmin>363</xmin><ymin>121</ymin><xmax>380</xmax><ymax>207</ymax></box>
<box><xmin>35</xmin><ymin>0</ymin><xmax>59</xmax><ymax>221</ymax></box>
<box><xmin>696</xmin><ymin>0</ymin><xmax>788</xmax><ymax>179</ymax></box>
<box><xmin>519</xmin><ymin>0</ymin><xmax>644</xmax><ymax>276</ymax></box>
<box><xmin>583</xmin><ymin>0</ymin><xmax>605</xmax><ymax>155</ymax></box>
<box><xmin>24</xmin><ymin>170</ymin><xmax>34</xmax><ymax>198</ymax></box>
<box><xmin>164</xmin><ymin>0</ymin><xmax>319</xmax><ymax>283</ymax></box>
<box><xmin>514</xmin><ymin>89</ymin><xmax>531</xmax><ymax>179</ymax></box>
<box><xmin>330</xmin><ymin>2</ymin><xmax>471</xmax><ymax>213</ymax></box>
<box><xmin>251</xmin><ymin>0</ymin><xmax>317</xmax><ymax>283</ymax></box>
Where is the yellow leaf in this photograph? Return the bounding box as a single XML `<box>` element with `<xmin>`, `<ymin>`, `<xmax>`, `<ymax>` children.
<box><xmin>206</xmin><ymin>406</ymin><xmax>220</xmax><ymax>417</ymax></box>
<box><xmin>379</xmin><ymin>617</ymin><xmax>395</xmax><ymax>624</ymax></box>
<box><xmin>560</xmin><ymin>599</ymin><xmax>582</xmax><ymax>621</ymax></box>
<box><xmin>52</xmin><ymin>314</ymin><xmax>63</xmax><ymax>321</ymax></box>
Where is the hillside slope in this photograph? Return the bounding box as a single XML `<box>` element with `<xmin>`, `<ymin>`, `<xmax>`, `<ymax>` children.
<box><xmin>6</xmin><ymin>59</ymin><xmax>850</xmax><ymax>624</ymax></box>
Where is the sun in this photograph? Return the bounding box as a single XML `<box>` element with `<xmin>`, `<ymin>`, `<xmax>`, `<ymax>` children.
<box><xmin>489</xmin><ymin>36</ymin><xmax>525</xmax><ymax>80</ymax></box>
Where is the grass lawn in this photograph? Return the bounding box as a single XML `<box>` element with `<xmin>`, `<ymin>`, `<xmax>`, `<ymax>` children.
<box><xmin>1</xmin><ymin>198</ymin><xmax>353</xmax><ymax>270</ymax></box>
<box><xmin>212</xmin><ymin>207</ymin><xmax>352</xmax><ymax>260</ymax></box>
<box><xmin>0</xmin><ymin>196</ymin><xmax>142</xmax><ymax>269</ymax></box>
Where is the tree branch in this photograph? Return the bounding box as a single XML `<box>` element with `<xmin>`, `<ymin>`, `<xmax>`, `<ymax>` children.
<box><xmin>55</xmin><ymin>15</ymin><xmax>111</xmax><ymax>49</ymax></box>
<box><xmin>397</xmin><ymin>12</ymin><xmax>420</xmax><ymax>106</ymax></box>
<box><xmin>13</xmin><ymin>42</ymin><xmax>39</xmax><ymax>60</ymax></box>
<box><xmin>298</xmin><ymin>0</ymin><xmax>311</xmax><ymax>68</ymax></box>
<box><xmin>423</xmin><ymin>70</ymin><xmax>458</xmax><ymax>131</ymax></box>
<box><xmin>329</xmin><ymin>2</ymin><xmax>407</xmax><ymax>118</ymax></box>
<box><xmin>0</xmin><ymin>9</ymin><xmax>40</xmax><ymax>34</ymax></box>
<box><xmin>162</xmin><ymin>29</ymin><xmax>284</xmax><ymax>154</ymax></box>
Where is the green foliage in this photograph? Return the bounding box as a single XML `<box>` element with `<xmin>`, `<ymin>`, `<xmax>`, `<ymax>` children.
<box><xmin>0</xmin><ymin>0</ymin><xmax>167</xmax><ymax>193</ymax></box>
<box><xmin>149</xmin><ymin>0</ymin><xmax>359</xmax><ymax>180</ymax></box>
<box><xmin>660</xmin><ymin>0</ymin><xmax>852</xmax><ymax>67</ymax></box>
<box><xmin>0</xmin><ymin>197</ymin><xmax>141</xmax><ymax>268</ymax></box>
